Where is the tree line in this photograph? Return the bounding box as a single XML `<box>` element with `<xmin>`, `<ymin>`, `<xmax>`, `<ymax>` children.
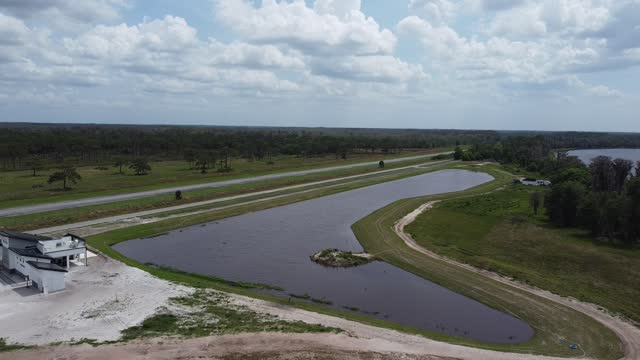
<box><xmin>0</xmin><ymin>123</ymin><xmax>499</xmax><ymax>171</ymax></box>
<box><xmin>544</xmin><ymin>156</ymin><xmax>640</xmax><ymax>245</ymax></box>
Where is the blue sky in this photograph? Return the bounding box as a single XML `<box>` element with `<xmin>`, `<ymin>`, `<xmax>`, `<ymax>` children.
<box><xmin>0</xmin><ymin>0</ymin><xmax>638</xmax><ymax>131</ymax></box>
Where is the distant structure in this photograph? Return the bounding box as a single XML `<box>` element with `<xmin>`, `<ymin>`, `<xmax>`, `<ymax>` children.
<box><xmin>519</xmin><ymin>178</ymin><xmax>551</xmax><ymax>187</ymax></box>
<box><xmin>0</xmin><ymin>231</ymin><xmax>87</xmax><ymax>293</ymax></box>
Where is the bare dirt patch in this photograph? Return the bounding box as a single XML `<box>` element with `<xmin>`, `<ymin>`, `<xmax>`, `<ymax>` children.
<box><xmin>2</xmin><ymin>333</ymin><xmax>456</xmax><ymax>360</ymax></box>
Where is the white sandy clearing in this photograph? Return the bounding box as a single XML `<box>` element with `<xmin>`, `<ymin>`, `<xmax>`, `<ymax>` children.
<box><xmin>394</xmin><ymin>200</ymin><xmax>640</xmax><ymax>360</ymax></box>
<box><xmin>0</xmin><ymin>255</ymin><xmax>193</xmax><ymax>345</ymax></box>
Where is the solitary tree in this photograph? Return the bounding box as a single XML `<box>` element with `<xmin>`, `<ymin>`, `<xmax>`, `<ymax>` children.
<box><xmin>175</xmin><ymin>190</ymin><xmax>183</xmax><ymax>200</ymax></box>
<box><xmin>26</xmin><ymin>157</ymin><xmax>44</xmax><ymax>177</ymax></box>
<box><xmin>129</xmin><ymin>159</ymin><xmax>151</xmax><ymax>176</ymax></box>
<box><xmin>114</xmin><ymin>159</ymin><xmax>129</xmax><ymax>175</ymax></box>
<box><xmin>378</xmin><ymin>160</ymin><xmax>385</xmax><ymax>169</ymax></box>
<box><xmin>48</xmin><ymin>167</ymin><xmax>82</xmax><ymax>190</ymax></box>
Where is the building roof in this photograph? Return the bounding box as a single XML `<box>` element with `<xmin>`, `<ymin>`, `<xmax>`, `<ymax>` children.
<box><xmin>0</xmin><ymin>231</ymin><xmax>52</xmax><ymax>242</ymax></box>
<box><xmin>27</xmin><ymin>261</ymin><xmax>67</xmax><ymax>273</ymax></box>
<box><xmin>9</xmin><ymin>247</ymin><xmax>52</xmax><ymax>260</ymax></box>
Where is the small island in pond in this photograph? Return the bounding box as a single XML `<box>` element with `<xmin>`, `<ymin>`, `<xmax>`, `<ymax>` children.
<box><xmin>311</xmin><ymin>249</ymin><xmax>375</xmax><ymax>268</ymax></box>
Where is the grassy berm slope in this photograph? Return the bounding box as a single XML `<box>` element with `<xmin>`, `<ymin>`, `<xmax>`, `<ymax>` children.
<box><xmin>407</xmin><ymin>184</ymin><xmax>640</xmax><ymax>323</ymax></box>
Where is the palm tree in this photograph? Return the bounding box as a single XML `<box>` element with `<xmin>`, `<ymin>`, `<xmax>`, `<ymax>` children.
<box><xmin>48</xmin><ymin>167</ymin><xmax>82</xmax><ymax>190</ymax></box>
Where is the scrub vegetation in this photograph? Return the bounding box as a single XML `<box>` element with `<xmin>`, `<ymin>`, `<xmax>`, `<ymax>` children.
<box><xmin>0</xmin><ymin>338</ymin><xmax>32</xmax><ymax>352</ymax></box>
<box><xmin>121</xmin><ymin>290</ymin><xmax>341</xmax><ymax>342</ymax></box>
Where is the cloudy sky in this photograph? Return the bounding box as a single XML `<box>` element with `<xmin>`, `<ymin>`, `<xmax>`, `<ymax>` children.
<box><xmin>0</xmin><ymin>0</ymin><xmax>638</xmax><ymax>131</ymax></box>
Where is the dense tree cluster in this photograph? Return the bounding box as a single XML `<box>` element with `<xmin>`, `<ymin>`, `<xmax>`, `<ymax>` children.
<box><xmin>457</xmin><ymin>133</ymin><xmax>640</xmax><ymax>172</ymax></box>
<box><xmin>545</xmin><ymin>157</ymin><xmax>640</xmax><ymax>245</ymax></box>
<box><xmin>0</xmin><ymin>123</ymin><xmax>498</xmax><ymax>170</ymax></box>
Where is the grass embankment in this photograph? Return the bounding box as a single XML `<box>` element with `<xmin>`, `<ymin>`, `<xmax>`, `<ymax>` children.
<box><xmin>0</xmin><ymin>150</ymin><xmax>447</xmax><ymax>209</ymax></box>
<box><xmin>1</xmin><ymin>158</ymin><xmax>447</xmax><ymax>232</ymax></box>
<box><xmin>352</xmin><ymin>164</ymin><xmax>622</xmax><ymax>359</ymax></box>
<box><xmin>407</xmin><ymin>183</ymin><xmax>640</xmax><ymax>324</ymax></box>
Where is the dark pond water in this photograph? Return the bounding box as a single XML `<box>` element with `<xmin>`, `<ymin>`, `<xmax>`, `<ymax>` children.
<box><xmin>114</xmin><ymin>170</ymin><xmax>534</xmax><ymax>344</ymax></box>
<box><xmin>569</xmin><ymin>148</ymin><xmax>640</xmax><ymax>165</ymax></box>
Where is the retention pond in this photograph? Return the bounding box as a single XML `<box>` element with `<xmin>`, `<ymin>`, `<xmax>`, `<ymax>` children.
<box><xmin>114</xmin><ymin>169</ymin><xmax>534</xmax><ymax>344</ymax></box>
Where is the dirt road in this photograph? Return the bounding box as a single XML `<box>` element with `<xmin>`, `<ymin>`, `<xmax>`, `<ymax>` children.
<box><xmin>393</xmin><ymin>201</ymin><xmax>640</xmax><ymax>360</ymax></box>
<box><xmin>2</xmin><ymin>333</ymin><xmax>455</xmax><ymax>360</ymax></box>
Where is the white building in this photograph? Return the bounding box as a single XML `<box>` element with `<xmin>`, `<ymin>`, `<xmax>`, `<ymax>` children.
<box><xmin>0</xmin><ymin>231</ymin><xmax>87</xmax><ymax>293</ymax></box>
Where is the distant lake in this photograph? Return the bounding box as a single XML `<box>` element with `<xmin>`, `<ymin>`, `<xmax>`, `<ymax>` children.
<box><xmin>568</xmin><ymin>149</ymin><xmax>640</xmax><ymax>165</ymax></box>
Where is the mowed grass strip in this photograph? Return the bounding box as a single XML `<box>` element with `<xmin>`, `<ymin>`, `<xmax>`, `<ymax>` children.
<box><xmin>0</xmin><ymin>160</ymin><xmax>442</xmax><ymax>232</ymax></box>
<box><xmin>0</xmin><ymin>150</ymin><xmax>445</xmax><ymax>209</ymax></box>
<box><xmin>407</xmin><ymin>184</ymin><xmax>640</xmax><ymax>324</ymax></box>
<box><xmin>352</xmin><ymin>165</ymin><xmax>622</xmax><ymax>359</ymax></box>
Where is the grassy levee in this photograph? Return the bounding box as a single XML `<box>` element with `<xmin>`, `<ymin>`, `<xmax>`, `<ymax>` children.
<box><xmin>408</xmin><ymin>183</ymin><xmax>640</xmax><ymax>325</ymax></box>
<box><xmin>0</xmin><ymin>150</ymin><xmax>449</xmax><ymax>210</ymax></box>
<box><xmin>1</xmin><ymin>158</ymin><xmax>448</xmax><ymax>232</ymax></box>
<box><xmin>352</xmin><ymin>165</ymin><xmax>623</xmax><ymax>359</ymax></box>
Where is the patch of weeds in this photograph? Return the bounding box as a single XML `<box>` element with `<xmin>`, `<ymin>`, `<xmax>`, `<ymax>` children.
<box><xmin>121</xmin><ymin>314</ymin><xmax>179</xmax><ymax>342</ymax></box>
<box><xmin>342</xmin><ymin>306</ymin><xmax>360</xmax><ymax>312</ymax></box>
<box><xmin>120</xmin><ymin>290</ymin><xmax>341</xmax><ymax>342</ymax></box>
<box><xmin>69</xmin><ymin>338</ymin><xmax>102</xmax><ymax>347</ymax></box>
<box><xmin>0</xmin><ymin>338</ymin><xmax>33</xmax><ymax>352</ymax></box>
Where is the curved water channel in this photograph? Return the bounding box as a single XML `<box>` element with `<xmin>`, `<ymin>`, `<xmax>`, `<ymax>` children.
<box><xmin>114</xmin><ymin>170</ymin><xmax>535</xmax><ymax>344</ymax></box>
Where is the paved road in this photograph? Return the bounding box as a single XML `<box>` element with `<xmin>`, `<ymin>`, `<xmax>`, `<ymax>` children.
<box><xmin>32</xmin><ymin>160</ymin><xmax>454</xmax><ymax>236</ymax></box>
<box><xmin>1</xmin><ymin>152</ymin><xmax>452</xmax><ymax>217</ymax></box>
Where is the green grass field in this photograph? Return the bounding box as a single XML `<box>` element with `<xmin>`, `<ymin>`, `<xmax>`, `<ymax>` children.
<box><xmin>406</xmin><ymin>184</ymin><xmax>640</xmax><ymax>324</ymax></box>
<box><xmin>0</xmin><ymin>150</ymin><xmax>445</xmax><ymax>209</ymax></box>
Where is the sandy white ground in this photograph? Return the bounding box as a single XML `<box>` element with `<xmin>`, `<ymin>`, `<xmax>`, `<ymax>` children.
<box><xmin>0</xmin><ymin>255</ymin><xmax>193</xmax><ymax>345</ymax></box>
